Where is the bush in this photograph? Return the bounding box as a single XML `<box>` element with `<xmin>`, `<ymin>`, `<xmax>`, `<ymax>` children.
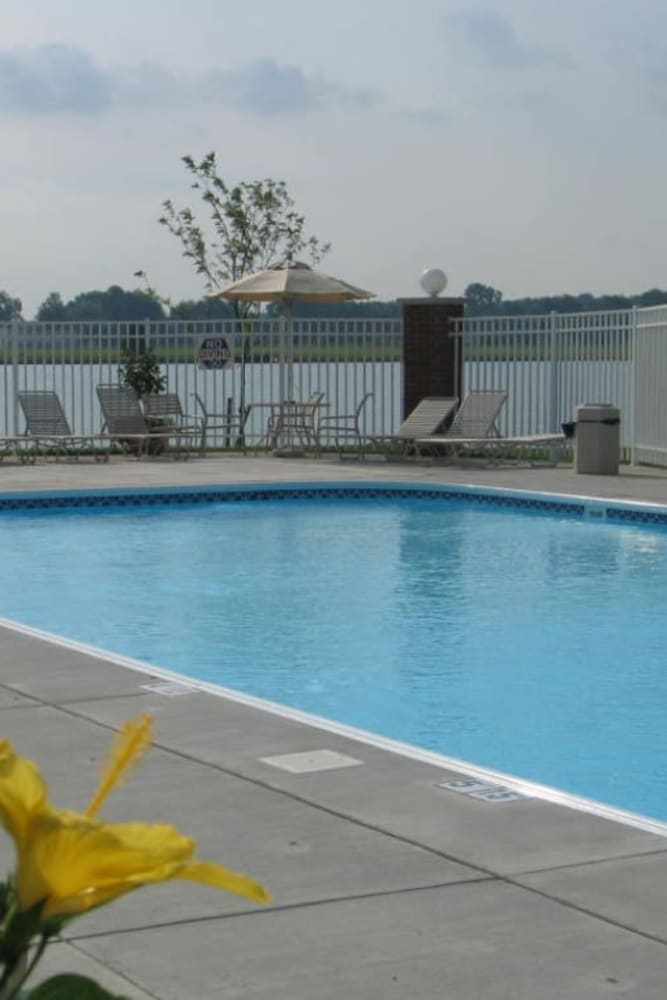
<box><xmin>118</xmin><ymin>347</ymin><xmax>166</xmax><ymax>398</ymax></box>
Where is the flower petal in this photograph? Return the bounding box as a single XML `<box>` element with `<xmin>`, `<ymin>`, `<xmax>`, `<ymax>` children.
<box><xmin>105</xmin><ymin>821</ymin><xmax>195</xmax><ymax>861</ymax></box>
<box><xmin>179</xmin><ymin>860</ymin><xmax>272</xmax><ymax>904</ymax></box>
<box><xmin>85</xmin><ymin>714</ymin><xmax>153</xmax><ymax>818</ymax></box>
<box><xmin>17</xmin><ymin>812</ymin><xmax>196</xmax><ymax>917</ymax></box>
<box><xmin>0</xmin><ymin>741</ymin><xmax>48</xmax><ymax>848</ymax></box>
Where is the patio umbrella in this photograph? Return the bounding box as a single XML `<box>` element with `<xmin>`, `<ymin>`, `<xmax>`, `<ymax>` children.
<box><xmin>210</xmin><ymin>257</ymin><xmax>374</xmax><ymax>447</ymax></box>
<box><xmin>213</xmin><ymin>256</ymin><xmax>374</xmax><ymax>305</ymax></box>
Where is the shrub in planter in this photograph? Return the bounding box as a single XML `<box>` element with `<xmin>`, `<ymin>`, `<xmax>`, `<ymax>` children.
<box><xmin>118</xmin><ymin>348</ymin><xmax>167</xmax><ymax>398</ymax></box>
<box><xmin>118</xmin><ymin>348</ymin><xmax>168</xmax><ymax>454</ymax></box>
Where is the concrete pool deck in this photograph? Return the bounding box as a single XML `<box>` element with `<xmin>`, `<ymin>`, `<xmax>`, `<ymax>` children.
<box><xmin>1</xmin><ymin>454</ymin><xmax>667</xmax><ymax>997</ymax></box>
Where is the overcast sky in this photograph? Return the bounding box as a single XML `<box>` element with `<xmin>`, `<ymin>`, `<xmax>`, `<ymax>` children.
<box><xmin>2</xmin><ymin>0</ymin><xmax>666</xmax><ymax>316</ymax></box>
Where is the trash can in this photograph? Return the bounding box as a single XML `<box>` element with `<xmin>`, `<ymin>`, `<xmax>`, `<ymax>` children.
<box><xmin>574</xmin><ymin>404</ymin><xmax>620</xmax><ymax>475</ymax></box>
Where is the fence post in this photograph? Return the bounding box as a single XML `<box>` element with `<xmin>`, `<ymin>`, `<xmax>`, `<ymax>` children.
<box><xmin>630</xmin><ymin>304</ymin><xmax>637</xmax><ymax>466</ymax></box>
<box><xmin>10</xmin><ymin>318</ymin><xmax>19</xmax><ymax>436</ymax></box>
<box><xmin>399</xmin><ymin>297</ymin><xmax>465</xmax><ymax>419</ymax></box>
<box><xmin>548</xmin><ymin>311</ymin><xmax>559</xmax><ymax>433</ymax></box>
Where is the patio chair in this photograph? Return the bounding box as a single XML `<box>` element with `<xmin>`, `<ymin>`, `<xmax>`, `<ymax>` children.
<box><xmin>16</xmin><ymin>390</ymin><xmax>109</xmax><ymax>462</ymax></box>
<box><xmin>372</xmin><ymin>397</ymin><xmax>459</xmax><ymax>458</ymax></box>
<box><xmin>96</xmin><ymin>384</ymin><xmax>194</xmax><ymax>459</ymax></box>
<box><xmin>266</xmin><ymin>392</ymin><xmax>326</xmax><ymax>451</ymax></box>
<box><xmin>193</xmin><ymin>393</ymin><xmax>252</xmax><ymax>453</ymax></box>
<box><xmin>315</xmin><ymin>391</ymin><xmax>373</xmax><ymax>457</ymax></box>
<box><xmin>144</xmin><ymin>392</ymin><xmax>203</xmax><ymax>453</ymax></box>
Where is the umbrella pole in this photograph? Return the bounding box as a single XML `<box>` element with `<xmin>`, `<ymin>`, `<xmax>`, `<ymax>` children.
<box><xmin>237</xmin><ymin>320</ymin><xmax>246</xmax><ymax>448</ymax></box>
<box><xmin>284</xmin><ymin>300</ymin><xmax>297</xmax><ymax>452</ymax></box>
<box><xmin>278</xmin><ymin>311</ymin><xmax>287</xmax><ymax>413</ymax></box>
<box><xmin>286</xmin><ymin>299</ymin><xmax>295</xmax><ymax>405</ymax></box>
<box><xmin>274</xmin><ymin>300</ymin><xmax>301</xmax><ymax>455</ymax></box>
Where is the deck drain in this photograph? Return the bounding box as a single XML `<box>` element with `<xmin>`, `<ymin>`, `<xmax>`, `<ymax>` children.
<box><xmin>140</xmin><ymin>681</ymin><xmax>199</xmax><ymax>697</ymax></box>
<box><xmin>437</xmin><ymin>778</ymin><xmax>525</xmax><ymax>803</ymax></box>
<box><xmin>260</xmin><ymin>749</ymin><xmax>363</xmax><ymax>773</ymax></box>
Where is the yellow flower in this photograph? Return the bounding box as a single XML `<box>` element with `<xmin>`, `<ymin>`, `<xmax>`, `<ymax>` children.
<box><xmin>0</xmin><ymin>720</ymin><xmax>271</xmax><ymax>923</ymax></box>
<box><xmin>0</xmin><ymin>740</ymin><xmax>47</xmax><ymax>850</ymax></box>
<box><xmin>85</xmin><ymin>713</ymin><xmax>154</xmax><ymax>820</ymax></box>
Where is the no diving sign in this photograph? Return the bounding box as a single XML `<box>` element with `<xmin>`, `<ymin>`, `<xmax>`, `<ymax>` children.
<box><xmin>197</xmin><ymin>336</ymin><xmax>231</xmax><ymax>370</ymax></box>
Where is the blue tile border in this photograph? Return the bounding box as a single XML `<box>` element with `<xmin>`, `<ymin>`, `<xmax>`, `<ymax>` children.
<box><xmin>0</xmin><ymin>481</ymin><xmax>583</xmax><ymax>516</ymax></box>
<box><xmin>606</xmin><ymin>506</ymin><xmax>667</xmax><ymax>525</ymax></box>
<box><xmin>0</xmin><ymin>480</ymin><xmax>665</xmax><ymax>525</ymax></box>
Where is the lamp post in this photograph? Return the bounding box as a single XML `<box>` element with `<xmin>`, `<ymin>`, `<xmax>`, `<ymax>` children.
<box><xmin>420</xmin><ymin>268</ymin><xmax>448</xmax><ymax>297</ymax></box>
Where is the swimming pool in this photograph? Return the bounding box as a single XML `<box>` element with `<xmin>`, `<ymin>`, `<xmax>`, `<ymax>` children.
<box><xmin>2</xmin><ymin>482</ymin><xmax>667</xmax><ymax>824</ymax></box>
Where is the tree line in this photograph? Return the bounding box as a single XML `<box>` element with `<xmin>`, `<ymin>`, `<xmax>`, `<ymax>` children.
<box><xmin>462</xmin><ymin>282</ymin><xmax>667</xmax><ymax>317</ymax></box>
<box><xmin>2</xmin><ymin>281</ymin><xmax>667</xmax><ymax>323</ymax></box>
<box><xmin>0</xmin><ymin>283</ymin><xmax>662</xmax><ymax>323</ymax></box>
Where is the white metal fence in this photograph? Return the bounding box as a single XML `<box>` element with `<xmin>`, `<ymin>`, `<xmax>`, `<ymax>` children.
<box><xmin>0</xmin><ymin>317</ymin><xmax>403</xmax><ymax>446</ymax></box>
<box><xmin>2</xmin><ymin>307</ymin><xmax>667</xmax><ymax>464</ymax></box>
<box><xmin>453</xmin><ymin>310</ymin><xmax>635</xmax><ymax>449</ymax></box>
<box><xmin>633</xmin><ymin>306</ymin><xmax>667</xmax><ymax>466</ymax></box>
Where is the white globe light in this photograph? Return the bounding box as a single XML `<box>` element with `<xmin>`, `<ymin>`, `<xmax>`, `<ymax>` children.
<box><xmin>420</xmin><ymin>268</ymin><xmax>448</xmax><ymax>297</ymax></box>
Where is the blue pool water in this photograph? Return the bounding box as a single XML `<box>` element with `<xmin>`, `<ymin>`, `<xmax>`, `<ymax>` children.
<box><xmin>2</xmin><ymin>491</ymin><xmax>667</xmax><ymax>822</ymax></box>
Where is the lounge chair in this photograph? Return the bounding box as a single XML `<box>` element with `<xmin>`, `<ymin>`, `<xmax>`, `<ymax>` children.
<box><xmin>446</xmin><ymin>390</ymin><xmax>508</xmax><ymax>439</ymax></box>
<box><xmin>417</xmin><ymin>431</ymin><xmax>567</xmax><ymax>466</ymax></box>
<box><xmin>16</xmin><ymin>390</ymin><xmax>109</xmax><ymax>462</ymax></box>
<box><xmin>372</xmin><ymin>397</ymin><xmax>459</xmax><ymax>458</ymax></box>
<box><xmin>315</xmin><ymin>391</ymin><xmax>373</xmax><ymax>456</ymax></box>
<box><xmin>413</xmin><ymin>390</ymin><xmax>507</xmax><ymax>458</ymax></box>
<box><xmin>96</xmin><ymin>384</ymin><xmax>195</xmax><ymax>458</ymax></box>
<box><xmin>415</xmin><ymin>390</ymin><xmax>566</xmax><ymax>464</ymax></box>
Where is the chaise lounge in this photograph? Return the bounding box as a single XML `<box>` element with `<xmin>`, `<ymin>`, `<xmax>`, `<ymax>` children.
<box><xmin>415</xmin><ymin>390</ymin><xmax>566</xmax><ymax>464</ymax></box>
<box><xmin>17</xmin><ymin>390</ymin><xmax>110</xmax><ymax>462</ymax></box>
<box><xmin>96</xmin><ymin>384</ymin><xmax>197</xmax><ymax>458</ymax></box>
<box><xmin>372</xmin><ymin>397</ymin><xmax>459</xmax><ymax>458</ymax></box>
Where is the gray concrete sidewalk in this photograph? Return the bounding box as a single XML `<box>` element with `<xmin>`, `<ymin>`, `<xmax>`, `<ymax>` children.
<box><xmin>0</xmin><ymin>455</ymin><xmax>666</xmax><ymax>997</ymax></box>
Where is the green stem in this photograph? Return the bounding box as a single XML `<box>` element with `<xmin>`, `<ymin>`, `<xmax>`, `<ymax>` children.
<box><xmin>0</xmin><ymin>933</ymin><xmax>49</xmax><ymax>999</ymax></box>
<box><xmin>0</xmin><ymin>950</ymin><xmax>27</xmax><ymax>1000</ymax></box>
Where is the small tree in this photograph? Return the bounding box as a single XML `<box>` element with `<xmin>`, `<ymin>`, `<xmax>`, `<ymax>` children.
<box><xmin>159</xmin><ymin>152</ymin><xmax>331</xmax><ymax>441</ymax></box>
<box><xmin>133</xmin><ymin>270</ymin><xmax>173</xmax><ymax>316</ymax></box>
<box><xmin>159</xmin><ymin>152</ymin><xmax>331</xmax><ymax>316</ymax></box>
<box><xmin>118</xmin><ymin>347</ymin><xmax>166</xmax><ymax>398</ymax></box>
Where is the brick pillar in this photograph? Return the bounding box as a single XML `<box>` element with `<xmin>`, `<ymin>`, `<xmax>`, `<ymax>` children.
<box><xmin>399</xmin><ymin>297</ymin><xmax>465</xmax><ymax>420</ymax></box>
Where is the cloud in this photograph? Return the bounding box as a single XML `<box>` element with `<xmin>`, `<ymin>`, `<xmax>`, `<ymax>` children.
<box><xmin>634</xmin><ymin>40</ymin><xmax>667</xmax><ymax>116</ymax></box>
<box><xmin>112</xmin><ymin>61</ymin><xmax>185</xmax><ymax>107</ymax></box>
<box><xmin>0</xmin><ymin>44</ymin><xmax>112</xmax><ymax>113</ymax></box>
<box><xmin>208</xmin><ymin>59</ymin><xmax>375</xmax><ymax>115</ymax></box>
<box><xmin>445</xmin><ymin>8</ymin><xmax>571</xmax><ymax>72</ymax></box>
<box><xmin>0</xmin><ymin>46</ymin><xmax>375</xmax><ymax>117</ymax></box>
<box><xmin>396</xmin><ymin>107</ymin><xmax>450</xmax><ymax>127</ymax></box>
